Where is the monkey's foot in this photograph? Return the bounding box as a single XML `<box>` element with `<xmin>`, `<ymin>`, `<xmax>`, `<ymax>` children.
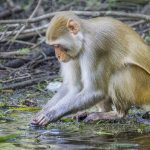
<box><xmin>142</xmin><ymin>111</ymin><xmax>150</xmax><ymax>119</ymax></box>
<box><xmin>31</xmin><ymin>110</ymin><xmax>57</xmax><ymax>126</ymax></box>
<box><xmin>78</xmin><ymin>111</ymin><xmax>123</xmax><ymax>123</ymax></box>
<box><xmin>72</xmin><ymin>111</ymin><xmax>88</xmax><ymax>121</ymax></box>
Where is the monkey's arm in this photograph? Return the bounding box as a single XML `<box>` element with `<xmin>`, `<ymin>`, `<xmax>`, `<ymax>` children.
<box><xmin>32</xmin><ymin>84</ymin><xmax>68</xmax><ymax>123</ymax></box>
<box><xmin>43</xmin><ymin>84</ymin><xmax>68</xmax><ymax>110</ymax></box>
<box><xmin>34</xmin><ymin>89</ymin><xmax>105</xmax><ymax>125</ymax></box>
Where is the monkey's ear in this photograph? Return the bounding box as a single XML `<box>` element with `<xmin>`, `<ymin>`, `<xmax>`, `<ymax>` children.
<box><xmin>67</xmin><ymin>19</ymin><xmax>80</xmax><ymax>35</ymax></box>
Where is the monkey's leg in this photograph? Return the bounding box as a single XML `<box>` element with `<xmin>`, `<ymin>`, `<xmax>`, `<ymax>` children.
<box><xmin>80</xmin><ymin>101</ymin><xmax>125</xmax><ymax>123</ymax></box>
<box><xmin>142</xmin><ymin>111</ymin><xmax>150</xmax><ymax>119</ymax></box>
<box><xmin>75</xmin><ymin>98</ymin><xmax>113</xmax><ymax>121</ymax></box>
<box><xmin>82</xmin><ymin>67</ymin><xmax>135</xmax><ymax>122</ymax></box>
<box><xmin>83</xmin><ymin>111</ymin><xmax>122</xmax><ymax>122</ymax></box>
<box><xmin>96</xmin><ymin>97</ymin><xmax>113</xmax><ymax>112</ymax></box>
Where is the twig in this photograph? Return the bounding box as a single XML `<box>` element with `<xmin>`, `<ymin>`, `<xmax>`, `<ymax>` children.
<box><xmin>0</xmin><ymin>26</ymin><xmax>9</xmax><ymax>41</ymax></box>
<box><xmin>130</xmin><ymin>20</ymin><xmax>145</xmax><ymax>27</ymax></box>
<box><xmin>30</xmin><ymin>0</ymin><xmax>43</xmax><ymax>19</ymax></box>
<box><xmin>0</xmin><ymin>55</ymin><xmax>30</xmax><ymax>60</ymax></box>
<box><xmin>0</xmin><ymin>49</ymin><xmax>30</xmax><ymax>57</ymax></box>
<box><xmin>0</xmin><ymin>24</ymin><xmax>48</xmax><ymax>40</ymax></box>
<box><xmin>31</xmin><ymin>38</ymin><xmax>45</xmax><ymax>49</ymax></box>
<box><xmin>0</xmin><ymin>64</ymin><xmax>15</xmax><ymax>71</ymax></box>
<box><xmin>0</xmin><ymin>6</ymin><xmax>22</xmax><ymax>18</ymax></box>
<box><xmin>1</xmin><ymin>11</ymin><xmax>150</xmax><ymax>24</ymax></box>
<box><xmin>0</xmin><ymin>74</ymin><xmax>31</xmax><ymax>83</ymax></box>
<box><xmin>28</xmin><ymin>57</ymin><xmax>52</xmax><ymax>69</ymax></box>
<box><xmin>1</xmin><ymin>75</ymin><xmax>58</xmax><ymax>90</ymax></box>
<box><xmin>142</xmin><ymin>28</ymin><xmax>150</xmax><ymax>33</ymax></box>
<box><xmin>12</xmin><ymin>40</ymin><xmax>35</xmax><ymax>46</ymax></box>
<box><xmin>58</xmin><ymin>2</ymin><xmax>75</xmax><ymax>11</ymax></box>
<box><xmin>11</xmin><ymin>0</ymin><xmax>42</xmax><ymax>41</ymax></box>
<box><xmin>31</xmin><ymin>24</ymin><xmax>44</xmax><ymax>39</ymax></box>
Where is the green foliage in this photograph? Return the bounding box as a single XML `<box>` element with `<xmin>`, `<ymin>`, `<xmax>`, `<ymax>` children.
<box><xmin>86</xmin><ymin>0</ymin><xmax>101</xmax><ymax>8</ymax></box>
<box><xmin>61</xmin><ymin>117</ymin><xmax>75</xmax><ymax>123</ymax></box>
<box><xmin>145</xmin><ymin>31</ymin><xmax>150</xmax><ymax>43</ymax></box>
<box><xmin>58</xmin><ymin>0</ymin><xmax>79</xmax><ymax>5</ymax></box>
<box><xmin>108</xmin><ymin>0</ymin><xmax>149</xmax><ymax>5</ymax></box>
<box><xmin>108</xmin><ymin>0</ymin><xmax>117</xmax><ymax>3</ymax></box>
<box><xmin>108</xmin><ymin>0</ymin><xmax>149</xmax><ymax>10</ymax></box>
<box><xmin>0</xmin><ymin>134</ymin><xmax>18</xmax><ymax>143</ymax></box>
<box><xmin>19</xmin><ymin>0</ymin><xmax>34</xmax><ymax>10</ymax></box>
<box><xmin>0</xmin><ymin>83</ymin><xmax>2</xmax><ymax>90</ymax></box>
<box><xmin>96</xmin><ymin>130</ymin><xmax>114</xmax><ymax>135</ymax></box>
<box><xmin>53</xmin><ymin>77</ymin><xmax>63</xmax><ymax>82</ymax></box>
<box><xmin>108</xmin><ymin>0</ymin><xmax>117</xmax><ymax>10</ymax></box>
<box><xmin>137</xmin><ymin>124</ymin><xmax>147</xmax><ymax>133</ymax></box>
<box><xmin>9</xmin><ymin>106</ymin><xmax>40</xmax><ymax>112</ymax></box>
<box><xmin>0</xmin><ymin>105</ymin><xmax>40</xmax><ymax>112</ymax></box>
<box><xmin>17</xmin><ymin>48</ymin><xmax>30</xmax><ymax>55</ymax></box>
<box><xmin>0</xmin><ymin>26</ymin><xmax>6</xmax><ymax>32</ymax></box>
<box><xmin>0</xmin><ymin>110</ymin><xmax>5</xmax><ymax>118</ymax></box>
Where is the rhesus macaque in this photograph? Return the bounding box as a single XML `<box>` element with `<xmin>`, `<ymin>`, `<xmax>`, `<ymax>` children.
<box><xmin>32</xmin><ymin>11</ymin><xmax>150</xmax><ymax>126</ymax></box>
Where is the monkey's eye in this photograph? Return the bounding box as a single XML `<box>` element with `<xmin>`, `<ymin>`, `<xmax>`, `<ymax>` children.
<box><xmin>63</xmin><ymin>47</ymin><xmax>69</xmax><ymax>52</ymax></box>
<box><xmin>53</xmin><ymin>44</ymin><xmax>60</xmax><ymax>48</ymax></box>
<box><xmin>53</xmin><ymin>44</ymin><xmax>69</xmax><ymax>52</ymax></box>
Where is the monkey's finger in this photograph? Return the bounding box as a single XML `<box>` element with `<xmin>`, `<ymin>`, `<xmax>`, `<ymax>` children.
<box><xmin>34</xmin><ymin>115</ymin><xmax>45</xmax><ymax>124</ymax></box>
<box><xmin>41</xmin><ymin>119</ymin><xmax>49</xmax><ymax>126</ymax></box>
<box><xmin>32</xmin><ymin>116</ymin><xmax>39</xmax><ymax>122</ymax></box>
<box><xmin>39</xmin><ymin>117</ymin><xmax>49</xmax><ymax>126</ymax></box>
<box><xmin>31</xmin><ymin>116</ymin><xmax>39</xmax><ymax>124</ymax></box>
<box><xmin>31</xmin><ymin>119</ymin><xmax>37</xmax><ymax>124</ymax></box>
<box><xmin>38</xmin><ymin>118</ymin><xmax>45</xmax><ymax>125</ymax></box>
<box><xmin>32</xmin><ymin>111</ymin><xmax>43</xmax><ymax>122</ymax></box>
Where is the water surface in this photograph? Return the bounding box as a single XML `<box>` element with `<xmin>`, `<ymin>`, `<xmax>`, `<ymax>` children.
<box><xmin>0</xmin><ymin>112</ymin><xmax>150</xmax><ymax>150</ymax></box>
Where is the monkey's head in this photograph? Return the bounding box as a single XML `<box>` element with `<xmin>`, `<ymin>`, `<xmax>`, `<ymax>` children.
<box><xmin>46</xmin><ymin>12</ymin><xmax>84</xmax><ymax>63</ymax></box>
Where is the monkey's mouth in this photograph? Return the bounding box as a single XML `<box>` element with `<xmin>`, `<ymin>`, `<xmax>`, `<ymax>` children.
<box><xmin>58</xmin><ymin>57</ymin><xmax>71</xmax><ymax>63</ymax></box>
<box><xmin>55</xmin><ymin>47</ymin><xmax>71</xmax><ymax>63</ymax></box>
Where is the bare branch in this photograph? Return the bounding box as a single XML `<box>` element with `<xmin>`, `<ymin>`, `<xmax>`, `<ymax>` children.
<box><xmin>0</xmin><ymin>24</ymin><xmax>48</xmax><ymax>41</ymax></box>
<box><xmin>11</xmin><ymin>0</ymin><xmax>42</xmax><ymax>41</ymax></box>
<box><xmin>1</xmin><ymin>11</ymin><xmax>150</xmax><ymax>24</ymax></box>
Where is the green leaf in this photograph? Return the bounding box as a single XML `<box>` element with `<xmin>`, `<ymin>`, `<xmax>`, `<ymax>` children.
<box><xmin>0</xmin><ymin>134</ymin><xmax>18</xmax><ymax>143</ymax></box>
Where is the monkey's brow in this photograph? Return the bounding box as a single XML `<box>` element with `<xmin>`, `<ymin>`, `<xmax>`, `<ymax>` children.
<box><xmin>50</xmin><ymin>44</ymin><xmax>59</xmax><ymax>47</ymax></box>
<box><xmin>50</xmin><ymin>44</ymin><xmax>64</xmax><ymax>48</ymax></box>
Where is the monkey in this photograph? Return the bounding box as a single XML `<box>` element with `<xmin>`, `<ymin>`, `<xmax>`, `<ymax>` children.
<box><xmin>31</xmin><ymin>11</ymin><xmax>150</xmax><ymax>126</ymax></box>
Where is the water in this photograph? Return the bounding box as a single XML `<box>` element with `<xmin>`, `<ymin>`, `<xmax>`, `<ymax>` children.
<box><xmin>0</xmin><ymin>112</ymin><xmax>150</xmax><ymax>150</ymax></box>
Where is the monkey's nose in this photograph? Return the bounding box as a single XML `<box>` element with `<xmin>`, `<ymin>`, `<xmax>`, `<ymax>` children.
<box><xmin>57</xmin><ymin>56</ymin><xmax>60</xmax><ymax>59</ymax></box>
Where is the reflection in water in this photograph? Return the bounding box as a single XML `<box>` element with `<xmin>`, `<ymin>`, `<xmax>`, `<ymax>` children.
<box><xmin>0</xmin><ymin>112</ymin><xmax>150</xmax><ymax>150</ymax></box>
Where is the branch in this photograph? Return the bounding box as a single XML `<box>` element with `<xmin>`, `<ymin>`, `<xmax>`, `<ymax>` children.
<box><xmin>11</xmin><ymin>0</ymin><xmax>42</xmax><ymax>41</ymax></box>
<box><xmin>0</xmin><ymin>6</ymin><xmax>22</xmax><ymax>18</ymax></box>
<box><xmin>0</xmin><ymin>24</ymin><xmax>48</xmax><ymax>41</ymax></box>
<box><xmin>1</xmin><ymin>11</ymin><xmax>150</xmax><ymax>24</ymax></box>
<box><xmin>1</xmin><ymin>75</ymin><xmax>58</xmax><ymax>90</ymax></box>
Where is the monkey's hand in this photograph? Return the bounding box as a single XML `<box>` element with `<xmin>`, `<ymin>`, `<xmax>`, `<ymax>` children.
<box><xmin>31</xmin><ymin>109</ymin><xmax>58</xmax><ymax>126</ymax></box>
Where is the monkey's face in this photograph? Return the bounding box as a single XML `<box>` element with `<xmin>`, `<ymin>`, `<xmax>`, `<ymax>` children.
<box><xmin>48</xmin><ymin>33</ymin><xmax>83</xmax><ymax>63</ymax></box>
<box><xmin>53</xmin><ymin>44</ymin><xmax>71</xmax><ymax>62</ymax></box>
